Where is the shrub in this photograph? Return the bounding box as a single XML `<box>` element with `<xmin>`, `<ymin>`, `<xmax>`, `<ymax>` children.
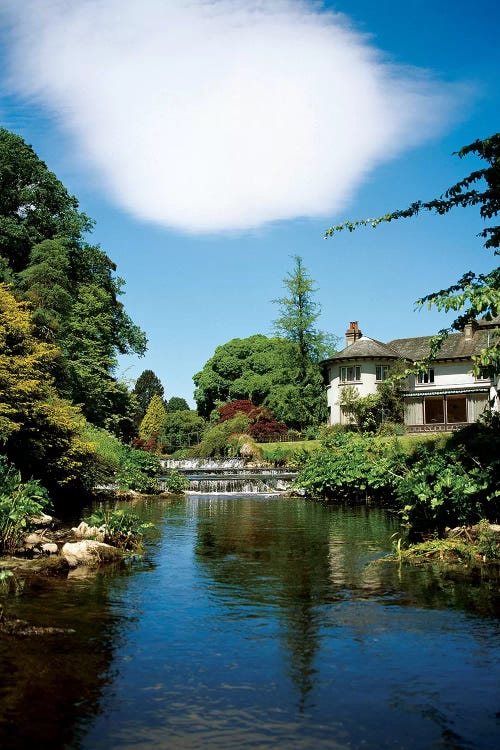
<box><xmin>117</xmin><ymin>448</ymin><xmax>161</xmax><ymax>493</ymax></box>
<box><xmin>0</xmin><ymin>456</ymin><xmax>51</xmax><ymax>554</ymax></box>
<box><xmin>84</xmin><ymin>505</ymin><xmax>153</xmax><ymax>549</ymax></box>
<box><xmin>162</xmin><ymin>469</ymin><xmax>190</xmax><ymax>494</ymax></box>
<box><xmin>218</xmin><ymin>400</ymin><xmax>259</xmax><ymax>422</ymax></box>
<box><xmin>295</xmin><ymin>433</ymin><xmax>405</xmax><ymax>502</ymax></box>
<box><xmin>82</xmin><ymin>424</ymin><xmax>161</xmax><ymax>493</ymax></box>
<box><xmin>189</xmin><ymin>414</ymin><xmax>251</xmax><ymax>458</ymax></box>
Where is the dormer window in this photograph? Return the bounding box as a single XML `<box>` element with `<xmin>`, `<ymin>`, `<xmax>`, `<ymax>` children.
<box><xmin>417</xmin><ymin>369</ymin><xmax>435</xmax><ymax>385</ymax></box>
<box><xmin>340</xmin><ymin>365</ymin><xmax>361</xmax><ymax>382</ymax></box>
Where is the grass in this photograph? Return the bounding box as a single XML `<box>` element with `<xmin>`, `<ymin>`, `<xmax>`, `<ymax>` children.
<box><xmin>255</xmin><ymin>439</ymin><xmax>320</xmax><ymax>453</ymax></box>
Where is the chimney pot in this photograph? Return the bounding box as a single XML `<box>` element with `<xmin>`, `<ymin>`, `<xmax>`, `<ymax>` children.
<box><xmin>345</xmin><ymin>321</ymin><xmax>362</xmax><ymax>347</ymax></box>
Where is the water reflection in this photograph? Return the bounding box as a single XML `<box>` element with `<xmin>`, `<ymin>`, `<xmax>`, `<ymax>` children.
<box><xmin>0</xmin><ymin>495</ymin><xmax>499</xmax><ymax>750</ymax></box>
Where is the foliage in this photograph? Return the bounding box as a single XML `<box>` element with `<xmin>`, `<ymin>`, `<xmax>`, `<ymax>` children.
<box><xmin>325</xmin><ymin>133</ymin><xmax>500</xmax><ymax>372</ymax></box>
<box><xmin>82</xmin><ymin>423</ymin><xmax>161</xmax><ymax>493</ymax></box>
<box><xmin>0</xmin><ymin>127</ymin><xmax>92</xmax><ymax>274</ymax></box>
<box><xmin>115</xmin><ymin>448</ymin><xmax>161</xmax><ymax>493</ymax></box>
<box><xmin>475</xmin><ymin>519</ymin><xmax>500</xmax><ymax>561</ymax></box>
<box><xmin>296</xmin><ymin>422</ymin><xmax>500</xmax><ymax>536</ymax></box>
<box><xmin>295</xmin><ymin>432</ymin><xmax>407</xmax><ymax>502</ymax></box>
<box><xmin>0</xmin><ymin>128</ymin><xmax>147</xmax><ymax>437</ymax></box>
<box><xmin>247</xmin><ymin>410</ymin><xmax>288</xmax><ymax>441</ymax></box>
<box><xmin>216</xmin><ymin>399</ymin><xmax>288</xmax><ymax>441</ymax></box>
<box><xmin>397</xmin><ymin>419</ymin><xmax>500</xmax><ymax>534</ymax></box>
<box><xmin>338</xmin><ymin>382</ymin><xmax>405</xmax><ymax>433</ymax></box>
<box><xmin>133</xmin><ymin>370</ymin><xmax>166</xmax><ymax>427</ymax></box>
<box><xmin>0</xmin><ymin>283</ymin><xmax>99</xmax><ymax>492</ymax></box>
<box><xmin>189</xmin><ymin>414</ymin><xmax>251</xmax><ymax>458</ymax></box>
<box><xmin>272</xmin><ymin>256</ymin><xmax>338</xmax><ymax>428</ymax></box>
<box><xmin>193</xmin><ymin>334</ymin><xmax>293</xmax><ymax>418</ymax></box>
<box><xmin>161</xmin><ymin>409</ymin><xmax>207</xmax><ymax>454</ymax></box>
<box><xmin>193</xmin><ymin>331</ymin><xmax>332</xmax><ymax>428</ymax></box>
<box><xmin>0</xmin><ymin>456</ymin><xmax>50</xmax><ymax>554</ymax></box>
<box><xmin>218</xmin><ymin>399</ymin><xmax>259</xmax><ymax>422</ymax></box>
<box><xmin>273</xmin><ymin>255</ymin><xmax>337</xmax><ymax>366</ymax></box>
<box><xmin>167</xmin><ymin>396</ymin><xmax>190</xmax><ymax>412</ymax></box>
<box><xmin>84</xmin><ymin>505</ymin><xmax>153</xmax><ymax>550</ymax></box>
<box><xmin>162</xmin><ymin>469</ymin><xmax>190</xmax><ymax>494</ymax></box>
<box><xmin>139</xmin><ymin>394</ymin><xmax>167</xmax><ymax>442</ymax></box>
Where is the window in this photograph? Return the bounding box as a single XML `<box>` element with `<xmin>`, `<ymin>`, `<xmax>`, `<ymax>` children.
<box><xmin>417</xmin><ymin>369</ymin><xmax>434</xmax><ymax>384</ymax></box>
<box><xmin>340</xmin><ymin>365</ymin><xmax>360</xmax><ymax>382</ymax></box>
<box><xmin>376</xmin><ymin>365</ymin><xmax>389</xmax><ymax>381</ymax></box>
<box><xmin>476</xmin><ymin>366</ymin><xmax>493</xmax><ymax>381</ymax></box>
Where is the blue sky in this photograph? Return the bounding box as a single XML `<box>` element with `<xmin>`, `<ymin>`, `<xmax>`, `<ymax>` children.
<box><xmin>0</xmin><ymin>1</ymin><xmax>498</xmax><ymax>406</ymax></box>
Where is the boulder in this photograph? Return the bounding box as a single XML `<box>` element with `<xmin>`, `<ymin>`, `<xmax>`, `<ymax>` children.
<box><xmin>71</xmin><ymin>521</ymin><xmax>106</xmax><ymax>542</ymax></box>
<box><xmin>30</xmin><ymin>513</ymin><xmax>53</xmax><ymax>527</ymax></box>
<box><xmin>24</xmin><ymin>533</ymin><xmax>44</xmax><ymax>547</ymax></box>
<box><xmin>61</xmin><ymin>540</ymin><xmax>123</xmax><ymax>568</ymax></box>
<box><xmin>41</xmin><ymin>542</ymin><xmax>59</xmax><ymax>555</ymax></box>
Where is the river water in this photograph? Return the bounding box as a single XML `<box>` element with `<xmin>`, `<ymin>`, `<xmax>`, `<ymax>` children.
<box><xmin>1</xmin><ymin>495</ymin><xmax>499</xmax><ymax>750</ymax></box>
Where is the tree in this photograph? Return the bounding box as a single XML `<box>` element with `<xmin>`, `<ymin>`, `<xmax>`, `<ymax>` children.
<box><xmin>189</xmin><ymin>414</ymin><xmax>251</xmax><ymax>458</ymax></box>
<box><xmin>0</xmin><ymin>127</ymin><xmax>91</xmax><ymax>274</ymax></box>
<box><xmin>0</xmin><ymin>283</ymin><xmax>96</xmax><ymax>492</ymax></box>
<box><xmin>139</xmin><ymin>394</ymin><xmax>167</xmax><ymax>442</ymax></box>
<box><xmin>273</xmin><ymin>256</ymin><xmax>338</xmax><ymax>428</ymax></box>
<box><xmin>17</xmin><ymin>238</ymin><xmax>73</xmax><ymax>341</ymax></box>
<box><xmin>133</xmin><ymin>370</ymin><xmax>166</xmax><ymax>426</ymax></box>
<box><xmin>167</xmin><ymin>396</ymin><xmax>190</xmax><ymax>412</ymax></box>
<box><xmin>0</xmin><ymin>128</ymin><xmax>147</xmax><ymax>435</ymax></box>
<box><xmin>273</xmin><ymin>256</ymin><xmax>336</xmax><ymax>372</ymax></box>
<box><xmin>217</xmin><ymin>400</ymin><xmax>259</xmax><ymax>422</ymax></box>
<box><xmin>162</xmin><ymin>410</ymin><xmax>207</xmax><ymax>453</ymax></box>
<box><xmin>193</xmin><ymin>334</ymin><xmax>293</xmax><ymax>418</ymax></box>
<box><xmin>216</xmin><ymin>399</ymin><xmax>288</xmax><ymax>440</ymax></box>
<box><xmin>325</xmin><ymin>133</ymin><xmax>500</xmax><ymax>371</ymax></box>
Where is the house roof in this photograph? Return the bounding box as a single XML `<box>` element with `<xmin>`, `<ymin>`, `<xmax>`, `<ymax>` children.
<box><xmin>321</xmin><ymin>316</ymin><xmax>498</xmax><ymax>366</ymax></box>
<box><xmin>388</xmin><ymin>329</ymin><xmax>492</xmax><ymax>361</ymax></box>
<box><xmin>477</xmin><ymin>315</ymin><xmax>500</xmax><ymax>328</ymax></box>
<box><xmin>323</xmin><ymin>336</ymin><xmax>402</xmax><ymax>363</ymax></box>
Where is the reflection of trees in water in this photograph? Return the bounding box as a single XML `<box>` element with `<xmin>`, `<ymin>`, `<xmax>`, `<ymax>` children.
<box><xmin>0</xmin><ymin>497</ymin><xmax>161</xmax><ymax>750</ymax></box>
<box><xmin>194</xmin><ymin>499</ymin><xmax>395</xmax><ymax>709</ymax></box>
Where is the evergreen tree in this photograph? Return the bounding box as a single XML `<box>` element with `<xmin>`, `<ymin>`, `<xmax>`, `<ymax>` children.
<box><xmin>272</xmin><ymin>256</ymin><xmax>338</xmax><ymax>428</ymax></box>
<box><xmin>139</xmin><ymin>394</ymin><xmax>167</xmax><ymax>440</ymax></box>
<box><xmin>133</xmin><ymin>369</ymin><xmax>166</xmax><ymax>426</ymax></box>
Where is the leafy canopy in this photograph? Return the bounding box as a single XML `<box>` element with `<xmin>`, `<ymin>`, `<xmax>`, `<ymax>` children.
<box><xmin>0</xmin><ymin>128</ymin><xmax>147</xmax><ymax>436</ymax></box>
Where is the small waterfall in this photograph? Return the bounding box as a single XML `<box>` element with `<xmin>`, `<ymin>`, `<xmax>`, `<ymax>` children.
<box><xmin>159</xmin><ymin>458</ymin><xmax>297</xmax><ymax>494</ymax></box>
<box><xmin>182</xmin><ymin>476</ymin><xmax>294</xmax><ymax>494</ymax></box>
<box><xmin>162</xmin><ymin>458</ymin><xmax>246</xmax><ymax>471</ymax></box>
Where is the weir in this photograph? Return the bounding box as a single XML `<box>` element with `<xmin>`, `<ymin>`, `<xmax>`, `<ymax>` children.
<box><xmin>160</xmin><ymin>458</ymin><xmax>297</xmax><ymax>494</ymax></box>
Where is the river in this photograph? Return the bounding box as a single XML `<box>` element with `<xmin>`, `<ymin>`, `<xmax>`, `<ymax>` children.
<box><xmin>1</xmin><ymin>494</ymin><xmax>499</xmax><ymax>749</ymax></box>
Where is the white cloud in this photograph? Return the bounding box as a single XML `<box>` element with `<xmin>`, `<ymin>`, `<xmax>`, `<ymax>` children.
<box><xmin>2</xmin><ymin>0</ymin><xmax>459</xmax><ymax>233</ymax></box>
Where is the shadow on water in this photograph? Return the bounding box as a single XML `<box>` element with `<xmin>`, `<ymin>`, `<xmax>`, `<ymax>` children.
<box><xmin>0</xmin><ymin>494</ymin><xmax>499</xmax><ymax>750</ymax></box>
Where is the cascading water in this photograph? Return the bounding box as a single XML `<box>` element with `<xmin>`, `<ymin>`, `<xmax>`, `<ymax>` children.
<box><xmin>160</xmin><ymin>458</ymin><xmax>297</xmax><ymax>494</ymax></box>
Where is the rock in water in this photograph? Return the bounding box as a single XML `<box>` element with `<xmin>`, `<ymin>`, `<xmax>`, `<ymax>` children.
<box><xmin>61</xmin><ymin>540</ymin><xmax>123</xmax><ymax>567</ymax></box>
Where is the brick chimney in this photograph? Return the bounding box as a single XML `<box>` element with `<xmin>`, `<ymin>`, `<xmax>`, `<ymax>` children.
<box><xmin>463</xmin><ymin>318</ymin><xmax>478</xmax><ymax>341</ymax></box>
<box><xmin>345</xmin><ymin>321</ymin><xmax>362</xmax><ymax>347</ymax></box>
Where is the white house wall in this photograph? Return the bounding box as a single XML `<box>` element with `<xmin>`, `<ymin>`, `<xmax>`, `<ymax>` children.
<box><xmin>326</xmin><ymin>359</ymin><xmax>497</xmax><ymax>426</ymax></box>
<box><xmin>327</xmin><ymin>362</ymin><xmax>390</xmax><ymax>425</ymax></box>
<box><xmin>408</xmin><ymin>361</ymin><xmax>484</xmax><ymax>390</ymax></box>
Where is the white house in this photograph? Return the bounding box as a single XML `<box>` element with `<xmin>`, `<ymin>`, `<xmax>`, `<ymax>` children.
<box><xmin>322</xmin><ymin>319</ymin><xmax>499</xmax><ymax>432</ymax></box>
